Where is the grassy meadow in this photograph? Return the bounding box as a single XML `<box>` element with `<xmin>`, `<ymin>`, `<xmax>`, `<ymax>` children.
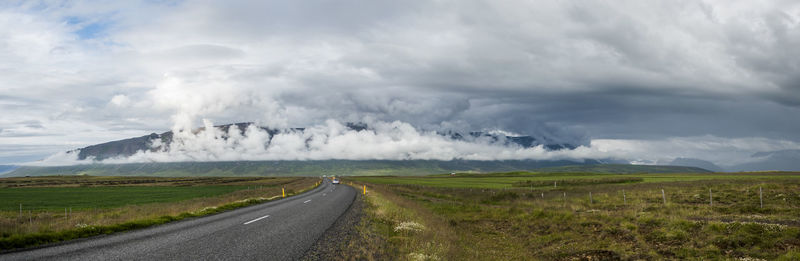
<box><xmin>346</xmin><ymin>171</ymin><xmax>800</xmax><ymax>260</ymax></box>
<box><xmin>354</xmin><ymin>171</ymin><xmax>800</xmax><ymax>189</ymax></box>
<box><xmin>0</xmin><ymin>176</ymin><xmax>319</xmax><ymax>250</ymax></box>
<box><xmin>0</xmin><ymin>186</ymin><xmax>248</xmax><ymax>211</ymax></box>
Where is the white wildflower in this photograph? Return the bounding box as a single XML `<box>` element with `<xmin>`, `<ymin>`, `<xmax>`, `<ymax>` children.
<box><xmin>394</xmin><ymin>221</ymin><xmax>426</xmax><ymax>233</ymax></box>
<box><xmin>737</xmin><ymin>257</ymin><xmax>766</xmax><ymax>261</ymax></box>
<box><xmin>408</xmin><ymin>252</ymin><xmax>440</xmax><ymax>261</ymax></box>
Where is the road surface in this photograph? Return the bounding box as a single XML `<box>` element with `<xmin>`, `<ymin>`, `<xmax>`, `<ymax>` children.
<box><xmin>1</xmin><ymin>179</ymin><xmax>355</xmax><ymax>261</ymax></box>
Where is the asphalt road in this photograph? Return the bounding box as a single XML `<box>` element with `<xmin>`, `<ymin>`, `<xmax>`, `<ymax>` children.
<box><xmin>2</xmin><ymin>179</ymin><xmax>356</xmax><ymax>261</ymax></box>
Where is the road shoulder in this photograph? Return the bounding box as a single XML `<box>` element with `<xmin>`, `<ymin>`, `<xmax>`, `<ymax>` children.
<box><xmin>302</xmin><ymin>188</ymin><xmax>366</xmax><ymax>260</ymax></box>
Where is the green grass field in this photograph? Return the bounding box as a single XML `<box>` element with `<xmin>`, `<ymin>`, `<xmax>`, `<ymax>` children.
<box><xmin>0</xmin><ymin>186</ymin><xmax>246</xmax><ymax>211</ymax></box>
<box><xmin>347</xmin><ymin>171</ymin><xmax>800</xmax><ymax>260</ymax></box>
<box><xmin>354</xmin><ymin>171</ymin><xmax>800</xmax><ymax>189</ymax></box>
<box><xmin>0</xmin><ymin>176</ymin><xmax>318</xmax><ymax>250</ymax></box>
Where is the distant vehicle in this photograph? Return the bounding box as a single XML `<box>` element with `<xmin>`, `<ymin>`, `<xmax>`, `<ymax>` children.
<box><xmin>332</xmin><ymin>178</ymin><xmax>340</xmax><ymax>184</ymax></box>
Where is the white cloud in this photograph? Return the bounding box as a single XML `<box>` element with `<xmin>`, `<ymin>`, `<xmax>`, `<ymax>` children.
<box><xmin>2</xmin><ymin>1</ymin><xmax>800</xmax><ymax>166</ymax></box>
<box><xmin>72</xmin><ymin>119</ymin><xmax>605</xmax><ymax>164</ymax></box>
<box><xmin>109</xmin><ymin>94</ymin><xmax>130</xmax><ymax>107</ymax></box>
<box><xmin>25</xmin><ymin>118</ymin><xmax>797</xmax><ymax>170</ymax></box>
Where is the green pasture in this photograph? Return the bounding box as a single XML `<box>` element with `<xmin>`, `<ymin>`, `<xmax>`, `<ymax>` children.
<box><xmin>353</xmin><ymin>172</ymin><xmax>800</xmax><ymax>189</ymax></box>
<box><xmin>0</xmin><ymin>186</ymin><xmax>246</xmax><ymax>211</ymax></box>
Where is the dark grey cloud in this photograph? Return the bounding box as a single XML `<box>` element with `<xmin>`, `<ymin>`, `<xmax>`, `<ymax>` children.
<box><xmin>2</xmin><ymin>0</ymin><xmax>800</xmax><ymax>166</ymax></box>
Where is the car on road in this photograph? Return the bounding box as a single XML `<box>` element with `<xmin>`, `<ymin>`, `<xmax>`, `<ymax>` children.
<box><xmin>332</xmin><ymin>178</ymin><xmax>340</xmax><ymax>184</ymax></box>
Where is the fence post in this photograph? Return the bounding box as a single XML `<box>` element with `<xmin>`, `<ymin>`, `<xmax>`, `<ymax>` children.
<box><xmin>759</xmin><ymin>186</ymin><xmax>763</xmax><ymax>208</ymax></box>
<box><xmin>589</xmin><ymin>192</ymin><xmax>593</xmax><ymax>204</ymax></box>
<box><xmin>709</xmin><ymin>189</ymin><xmax>713</xmax><ymax>207</ymax></box>
<box><xmin>661</xmin><ymin>189</ymin><xmax>666</xmax><ymax>205</ymax></box>
<box><xmin>563</xmin><ymin>192</ymin><xmax>566</xmax><ymax>207</ymax></box>
<box><xmin>19</xmin><ymin>204</ymin><xmax>22</xmax><ymax>218</ymax></box>
<box><xmin>623</xmin><ymin>190</ymin><xmax>626</xmax><ymax>205</ymax></box>
<box><xmin>554</xmin><ymin>181</ymin><xmax>557</xmax><ymax>188</ymax></box>
<box><xmin>541</xmin><ymin>192</ymin><xmax>544</xmax><ymax>199</ymax></box>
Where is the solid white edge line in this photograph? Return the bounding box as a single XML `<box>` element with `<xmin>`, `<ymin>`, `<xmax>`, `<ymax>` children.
<box><xmin>243</xmin><ymin>215</ymin><xmax>270</xmax><ymax>225</ymax></box>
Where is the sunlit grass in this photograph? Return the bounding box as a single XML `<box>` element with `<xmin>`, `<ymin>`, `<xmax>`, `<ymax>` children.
<box><xmin>350</xmin><ymin>172</ymin><xmax>800</xmax><ymax>260</ymax></box>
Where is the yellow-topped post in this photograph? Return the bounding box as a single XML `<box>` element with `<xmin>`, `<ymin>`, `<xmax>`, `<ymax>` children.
<box><xmin>363</xmin><ymin>185</ymin><xmax>366</xmax><ymax>195</ymax></box>
<box><xmin>282</xmin><ymin>187</ymin><xmax>286</xmax><ymax>198</ymax></box>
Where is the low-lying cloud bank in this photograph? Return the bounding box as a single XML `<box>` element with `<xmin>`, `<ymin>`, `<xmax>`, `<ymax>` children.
<box><xmin>32</xmin><ymin>119</ymin><xmax>800</xmax><ymax>172</ymax></box>
<box><xmin>37</xmin><ymin>119</ymin><xmax>607</xmax><ymax>165</ymax></box>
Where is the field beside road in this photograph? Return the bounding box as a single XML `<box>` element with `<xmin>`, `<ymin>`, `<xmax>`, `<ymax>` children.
<box><xmin>0</xmin><ymin>176</ymin><xmax>318</xmax><ymax>250</ymax></box>
<box><xmin>347</xmin><ymin>171</ymin><xmax>800</xmax><ymax>260</ymax></box>
<box><xmin>354</xmin><ymin>171</ymin><xmax>800</xmax><ymax>189</ymax></box>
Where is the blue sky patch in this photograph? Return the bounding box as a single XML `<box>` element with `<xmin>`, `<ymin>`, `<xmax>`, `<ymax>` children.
<box><xmin>75</xmin><ymin>21</ymin><xmax>110</xmax><ymax>39</ymax></box>
<box><xmin>64</xmin><ymin>16</ymin><xmax>112</xmax><ymax>39</ymax></box>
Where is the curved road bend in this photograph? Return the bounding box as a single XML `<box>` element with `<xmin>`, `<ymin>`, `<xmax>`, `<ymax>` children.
<box><xmin>2</xmin><ymin>179</ymin><xmax>355</xmax><ymax>261</ymax></box>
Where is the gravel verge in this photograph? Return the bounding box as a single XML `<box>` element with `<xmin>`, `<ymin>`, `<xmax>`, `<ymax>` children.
<box><xmin>302</xmin><ymin>190</ymin><xmax>365</xmax><ymax>260</ymax></box>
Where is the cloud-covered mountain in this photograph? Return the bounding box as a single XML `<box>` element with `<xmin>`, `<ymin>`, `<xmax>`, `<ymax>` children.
<box><xmin>3</xmin><ymin>1</ymin><xmax>800</xmax><ymax>171</ymax></box>
<box><xmin>0</xmin><ymin>165</ymin><xmax>18</xmax><ymax>175</ymax></box>
<box><xmin>59</xmin><ymin>121</ymin><xmax>583</xmax><ymax>164</ymax></box>
<box><xmin>730</xmin><ymin>150</ymin><xmax>800</xmax><ymax>172</ymax></box>
<box><xmin>668</xmin><ymin>158</ymin><xmax>725</xmax><ymax>172</ymax></box>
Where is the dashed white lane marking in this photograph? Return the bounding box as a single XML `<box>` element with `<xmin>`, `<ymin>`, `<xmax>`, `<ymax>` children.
<box><xmin>303</xmin><ymin>200</ymin><xmax>312</xmax><ymax>204</ymax></box>
<box><xmin>322</xmin><ymin>193</ymin><xmax>326</xmax><ymax>197</ymax></box>
<box><xmin>243</xmin><ymin>215</ymin><xmax>270</xmax><ymax>225</ymax></box>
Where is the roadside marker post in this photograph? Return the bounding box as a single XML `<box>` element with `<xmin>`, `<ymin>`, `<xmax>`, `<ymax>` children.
<box><xmin>760</xmin><ymin>186</ymin><xmax>763</xmax><ymax>208</ymax></box>
<box><xmin>282</xmin><ymin>187</ymin><xmax>286</xmax><ymax>198</ymax></box>
<box><xmin>363</xmin><ymin>185</ymin><xmax>367</xmax><ymax>195</ymax></box>
<box><xmin>623</xmin><ymin>190</ymin><xmax>626</xmax><ymax>205</ymax></box>
<box><xmin>661</xmin><ymin>189</ymin><xmax>667</xmax><ymax>205</ymax></box>
<box><xmin>709</xmin><ymin>189</ymin><xmax>713</xmax><ymax>207</ymax></box>
<box><xmin>589</xmin><ymin>192</ymin><xmax>593</xmax><ymax>204</ymax></box>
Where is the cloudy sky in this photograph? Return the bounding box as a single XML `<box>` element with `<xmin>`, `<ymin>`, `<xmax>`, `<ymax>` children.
<box><xmin>1</xmin><ymin>0</ymin><xmax>799</xmax><ymax>167</ymax></box>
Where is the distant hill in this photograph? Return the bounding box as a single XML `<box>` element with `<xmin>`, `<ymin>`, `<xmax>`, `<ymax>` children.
<box><xmin>0</xmin><ymin>165</ymin><xmax>18</xmax><ymax>175</ymax></box>
<box><xmin>527</xmin><ymin>164</ymin><xmax>711</xmax><ymax>174</ymax></box>
<box><xmin>730</xmin><ymin>150</ymin><xmax>800</xmax><ymax>172</ymax></box>
<box><xmin>69</xmin><ymin>122</ymin><xmax>579</xmax><ymax>161</ymax></box>
<box><xmin>668</xmin><ymin>158</ymin><xmax>724</xmax><ymax>172</ymax></box>
<box><xmin>5</xmin><ymin>160</ymin><xmax>598</xmax><ymax>177</ymax></box>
